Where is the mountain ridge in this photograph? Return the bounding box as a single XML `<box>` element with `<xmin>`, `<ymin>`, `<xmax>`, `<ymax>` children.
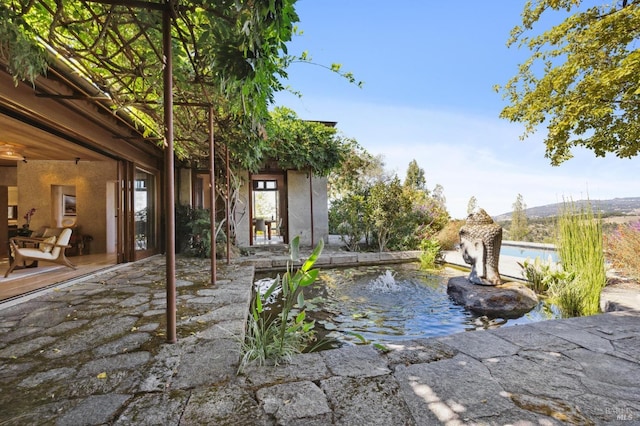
<box><xmin>493</xmin><ymin>196</ymin><xmax>640</xmax><ymax>222</ymax></box>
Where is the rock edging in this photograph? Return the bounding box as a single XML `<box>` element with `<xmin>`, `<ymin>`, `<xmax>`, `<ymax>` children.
<box><xmin>447</xmin><ymin>276</ymin><xmax>538</xmax><ymax>318</ymax></box>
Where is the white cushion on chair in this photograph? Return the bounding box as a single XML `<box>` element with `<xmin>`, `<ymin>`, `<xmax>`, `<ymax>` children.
<box><xmin>14</xmin><ymin>247</ymin><xmax>59</xmax><ymax>261</ymax></box>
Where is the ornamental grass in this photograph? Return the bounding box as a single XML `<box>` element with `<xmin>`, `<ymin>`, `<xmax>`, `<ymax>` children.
<box><xmin>554</xmin><ymin>201</ymin><xmax>606</xmax><ymax>316</ymax></box>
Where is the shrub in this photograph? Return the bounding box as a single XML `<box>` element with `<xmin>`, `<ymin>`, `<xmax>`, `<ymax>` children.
<box><xmin>435</xmin><ymin>220</ymin><xmax>464</xmax><ymax>250</ymax></box>
<box><xmin>175</xmin><ymin>205</ymin><xmax>212</xmax><ymax>257</ymax></box>
<box><xmin>419</xmin><ymin>239</ymin><xmax>443</xmax><ymax>270</ymax></box>
<box><xmin>604</xmin><ymin>220</ymin><xmax>640</xmax><ymax>281</ymax></box>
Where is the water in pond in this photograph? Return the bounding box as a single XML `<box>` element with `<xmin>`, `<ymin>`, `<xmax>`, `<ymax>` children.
<box><xmin>296</xmin><ymin>263</ymin><xmax>560</xmax><ymax>346</ymax></box>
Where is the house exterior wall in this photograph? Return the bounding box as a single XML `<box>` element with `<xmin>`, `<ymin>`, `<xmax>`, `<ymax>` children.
<box><xmin>234</xmin><ymin>171</ymin><xmax>251</xmax><ymax>246</ymax></box>
<box><xmin>17</xmin><ymin>160</ymin><xmax>117</xmax><ymax>254</ymax></box>
<box><xmin>232</xmin><ymin>170</ymin><xmax>328</xmax><ymax>247</ymax></box>
<box><xmin>287</xmin><ymin>171</ymin><xmax>328</xmax><ymax>247</ymax></box>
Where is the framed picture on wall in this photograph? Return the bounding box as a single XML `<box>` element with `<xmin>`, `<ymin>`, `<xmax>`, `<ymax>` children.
<box><xmin>63</xmin><ymin>194</ymin><xmax>77</xmax><ymax>216</ymax></box>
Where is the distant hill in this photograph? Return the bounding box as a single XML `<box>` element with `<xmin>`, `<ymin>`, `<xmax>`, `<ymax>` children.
<box><xmin>494</xmin><ymin>197</ymin><xmax>640</xmax><ymax>221</ymax></box>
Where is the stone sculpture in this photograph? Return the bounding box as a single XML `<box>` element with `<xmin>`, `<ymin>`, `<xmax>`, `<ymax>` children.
<box><xmin>459</xmin><ymin>209</ymin><xmax>503</xmax><ymax>285</ymax></box>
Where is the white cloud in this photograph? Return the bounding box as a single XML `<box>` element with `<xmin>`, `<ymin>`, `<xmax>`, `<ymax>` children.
<box><xmin>276</xmin><ymin>94</ymin><xmax>639</xmax><ymax>219</ymax></box>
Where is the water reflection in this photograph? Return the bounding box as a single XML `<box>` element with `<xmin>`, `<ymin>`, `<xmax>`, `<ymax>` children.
<box><xmin>302</xmin><ymin>263</ymin><xmax>560</xmax><ymax>346</ymax></box>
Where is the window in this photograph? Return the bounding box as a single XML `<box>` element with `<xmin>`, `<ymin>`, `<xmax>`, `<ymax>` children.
<box><xmin>134</xmin><ymin>169</ymin><xmax>156</xmax><ymax>251</ymax></box>
<box><xmin>253</xmin><ymin>180</ymin><xmax>278</xmax><ymax>191</ymax></box>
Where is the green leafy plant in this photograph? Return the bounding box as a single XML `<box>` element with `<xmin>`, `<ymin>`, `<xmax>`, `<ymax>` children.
<box><xmin>175</xmin><ymin>205</ymin><xmax>212</xmax><ymax>258</ymax></box>
<box><xmin>419</xmin><ymin>239</ymin><xmax>443</xmax><ymax>271</ymax></box>
<box><xmin>518</xmin><ymin>256</ymin><xmax>569</xmax><ymax>294</ymax></box>
<box><xmin>239</xmin><ymin>236</ymin><xmax>323</xmax><ymax>372</ymax></box>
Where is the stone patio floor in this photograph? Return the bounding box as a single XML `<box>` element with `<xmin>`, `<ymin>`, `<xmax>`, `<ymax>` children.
<box><xmin>0</xmin><ymin>251</ymin><xmax>639</xmax><ymax>425</ymax></box>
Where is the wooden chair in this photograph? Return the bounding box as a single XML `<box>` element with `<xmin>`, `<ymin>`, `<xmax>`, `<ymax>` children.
<box><xmin>4</xmin><ymin>228</ymin><xmax>76</xmax><ymax>277</ymax></box>
<box><xmin>254</xmin><ymin>218</ymin><xmax>267</xmax><ymax>242</ymax></box>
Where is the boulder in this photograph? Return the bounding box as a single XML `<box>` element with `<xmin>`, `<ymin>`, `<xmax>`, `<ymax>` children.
<box><xmin>447</xmin><ymin>276</ymin><xmax>538</xmax><ymax>318</ymax></box>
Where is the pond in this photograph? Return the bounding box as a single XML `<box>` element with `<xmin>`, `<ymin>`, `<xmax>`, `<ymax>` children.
<box><xmin>256</xmin><ymin>263</ymin><xmax>561</xmax><ymax>348</ymax></box>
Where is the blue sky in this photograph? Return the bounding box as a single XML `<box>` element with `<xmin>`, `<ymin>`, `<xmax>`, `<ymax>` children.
<box><xmin>273</xmin><ymin>1</ymin><xmax>639</xmax><ymax>219</ymax></box>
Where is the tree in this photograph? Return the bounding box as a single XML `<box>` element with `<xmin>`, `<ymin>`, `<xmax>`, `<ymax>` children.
<box><xmin>467</xmin><ymin>196</ymin><xmax>478</xmax><ymax>215</ymax></box>
<box><xmin>497</xmin><ymin>1</ymin><xmax>640</xmax><ymax>165</ymax></box>
<box><xmin>432</xmin><ymin>184</ymin><xmax>447</xmax><ymax>209</ymax></box>
<box><xmin>328</xmin><ymin>139</ymin><xmax>388</xmax><ymax>200</ymax></box>
<box><xmin>510</xmin><ymin>193</ymin><xmax>529</xmax><ymax>241</ymax></box>
<box><xmin>0</xmin><ymin>1</ymin><xmax>360</xmax><ymax>168</ymax></box>
<box><xmin>404</xmin><ymin>159</ymin><xmax>427</xmax><ymax>191</ymax></box>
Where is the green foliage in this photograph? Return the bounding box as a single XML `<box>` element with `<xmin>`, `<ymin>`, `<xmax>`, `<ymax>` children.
<box><xmin>403</xmin><ymin>159</ymin><xmax>427</xmax><ymax>192</ymax></box>
<box><xmin>518</xmin><ymin>256</ymin><xmax>574</xmax><ymax>294</ymax></box>
<box><xmin>0</xmin><ymin>5</ymin><xmax>48</xmax><ymax>85</ymax></box>
<box><xmin>175</xmin><ymin>205</ymin><xmax>212</xmax><ymax>258</ymax></box>
<box><xmin>419</xmin><ymin>239</ymin><xmax>443</xmax><ymax>270</ymax></box>
<box><xmin>264</xmin><ymin>107</ymin><xmax>348</xmax><ymax>176</ymax></box>
<box><xmin>604</xmin><ymin>220</ymin><xmax>640</xmax><ymax>281</ymax></box>
<box><xmin>239</xmin><ymin>236</ymin><xmax>323</xmax><ymax>372</ymax></box>
<box><xmin>329</xmin><ymin>157</ymin><xmax>449</xmax><ymax>252</ymax></box>
<box><xmin>328</xmin><ymin>139</ymin><xmax>388</xmax><ymax>199</ymax></box>
<box><xmin>498</xmin><ymin>1</ymin><xmax>640</xmax><ymax>164</ymax></box>
<box><xmin>6</xmin><ymin>1</ymin><xmax>360</xmax><ymax>171</ymax></box>
<box><xmin>510</xmin><ymin>193</ymin><xmax>529</xmax><ymax>241</ymax></box>
<box><xmin>556</xmin><ymin>201</ymin><xmax>606</xmax><ymax>316</ymax></box>
<box><xmin>328</xmin><ymin>194</ymin><xmax>368</xmax><ymax>252</ymax></box>
<box><xmin>368</xmin><ymin>177</ymin><xmax>406</xmax><ymax>251</ymax></box>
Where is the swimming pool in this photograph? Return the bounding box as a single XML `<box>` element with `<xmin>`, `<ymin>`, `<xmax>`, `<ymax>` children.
<box><xmin>500</xmin><ymin>243</ymin><xmax>558</xmax><ymax>262</ymax></box>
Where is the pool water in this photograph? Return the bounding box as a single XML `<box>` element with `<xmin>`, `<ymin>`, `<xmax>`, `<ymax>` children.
<box><xmin>302</xmin><ymin>263</ymin><xmax>560</xmax><ymax>346</ymax></box>
<box><xmin>500</xmin><ymin>245</ymin><xmax>559</xmax><ymax>262</ymax></box>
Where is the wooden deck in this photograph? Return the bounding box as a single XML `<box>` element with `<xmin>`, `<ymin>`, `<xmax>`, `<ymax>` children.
<box><xmin>0</xmin><ymin>253</ymin><xmax>118</xmax><ymax>302</ymax></box>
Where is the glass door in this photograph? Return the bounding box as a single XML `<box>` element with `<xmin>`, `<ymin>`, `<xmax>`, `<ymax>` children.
<box><xmin>134</xmin><ymin>168</ymin><xmax>157</xmax><ymax>257</ymax></box>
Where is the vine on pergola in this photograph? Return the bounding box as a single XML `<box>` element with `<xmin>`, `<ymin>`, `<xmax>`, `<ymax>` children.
<box><xmin>0</xmin><ymin>0</ymin><xmax>356</xmax><ymax>175</ymax></box>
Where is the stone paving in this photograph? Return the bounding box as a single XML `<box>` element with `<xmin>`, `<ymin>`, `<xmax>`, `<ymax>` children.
<box><xmin>0</xmin><ymin>253</ymin><xmax>639</xmax><ymax>425</ymax></box>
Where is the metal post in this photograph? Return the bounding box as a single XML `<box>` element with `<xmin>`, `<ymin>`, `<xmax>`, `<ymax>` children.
<box><xmin>309</xmin><ymin>168</ymin><xmax>314</xmax><ymax>246</ymax></box>
<box><xmin>208</xmin><ymin>106</ymin><xmax>216</xmax><ymax>285</ymax></box>
<box><xmin>226</xmin><ymin>143</ymin><xmax>231</xmax><ymax>265</ymax></box>
<box><xmin>163</xmin><ymin>5</ymin><xmax>177</xmax><ymax>344</ymax></box>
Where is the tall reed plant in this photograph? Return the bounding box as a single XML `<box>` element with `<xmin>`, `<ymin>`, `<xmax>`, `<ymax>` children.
<box><xmin>555</xmin><ymin>201</ymin><xmax>606</xmax><ymax>316</ymax></box>
<box><xmin>239</xmin><ymin>236</ymin><xmax>323</xmax><ymax>372</ymax></box>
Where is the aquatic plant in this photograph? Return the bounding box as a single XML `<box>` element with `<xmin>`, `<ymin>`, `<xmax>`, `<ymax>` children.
<box><xmin>518</xmin><ymin>256</ymin><xmax>573</xmax><ymax>294</ymax></box>
<box><xmin>239</xmin><ymin>236</ymin><xmax>323</xmax><ymax>371</ymax></box>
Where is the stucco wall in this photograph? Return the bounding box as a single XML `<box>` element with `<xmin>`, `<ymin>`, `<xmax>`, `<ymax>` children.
<box><xmin>233</xmin><ymin>170</ymin><xmax>328</xmax><ymax>247</ymax></box>
<box><xmin>287</xmin><ymin>171</ymin><xmax>328</xmax><ymax>247</ymax></box>
<box><xmin>0</xmin><ymin>166</ymin><xmax>17</xmax><ymax>186</ymax></box>
<box><xmin>17</xmin><ymin>160</ymin><xmax>117</xmax><ymax>254</ymax></box>
<box><xmin>234</xmin><ymin>171</ymin><xmax>251</xmax><ymax>246</ymax></box>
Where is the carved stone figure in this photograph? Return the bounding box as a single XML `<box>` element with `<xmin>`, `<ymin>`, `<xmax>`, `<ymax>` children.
<box><xmin>459</xmin><ymin>209</ymin><xmax>503</xmax><ymax>285</ymax></box>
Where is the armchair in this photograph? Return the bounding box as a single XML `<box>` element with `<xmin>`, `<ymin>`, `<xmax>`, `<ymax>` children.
<box><xmin>4</xmin><ymin>228</ymin><xmax>77</xmax><ymax>277</ymax></box>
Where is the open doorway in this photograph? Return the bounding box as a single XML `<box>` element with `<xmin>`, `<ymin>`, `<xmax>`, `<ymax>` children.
<box><xmin>250</xmin><ymin>173</ymin><xmax>286</xmax><ymax>245</ymax></box>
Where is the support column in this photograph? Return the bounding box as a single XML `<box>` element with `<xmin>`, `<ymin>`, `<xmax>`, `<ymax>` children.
<box><xmin>226</xmin><ymin>143</ymin><xmax>231</xmax><ymax>265</ymax></box>
<box><xmin>209</xmin><ymin>106</ymin><xmax>216</xmax><ymax>285</ymax></box>
<box><xmin>163</xmin><ymin>6</ymin><xmax>177</xmax><ymax>344</ymax></box>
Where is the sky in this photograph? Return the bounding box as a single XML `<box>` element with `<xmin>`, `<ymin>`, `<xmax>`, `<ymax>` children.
<box><xmin>272</xmin><ymin>1</ymin><xmax>639</xmax><ymax>219</ymax></box>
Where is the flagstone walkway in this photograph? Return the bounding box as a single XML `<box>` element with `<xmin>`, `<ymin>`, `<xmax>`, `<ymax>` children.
<box><xmin>0</xmin><ymin>253</ymin><xmax>639</xmax><ymax>425</ymax></box>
